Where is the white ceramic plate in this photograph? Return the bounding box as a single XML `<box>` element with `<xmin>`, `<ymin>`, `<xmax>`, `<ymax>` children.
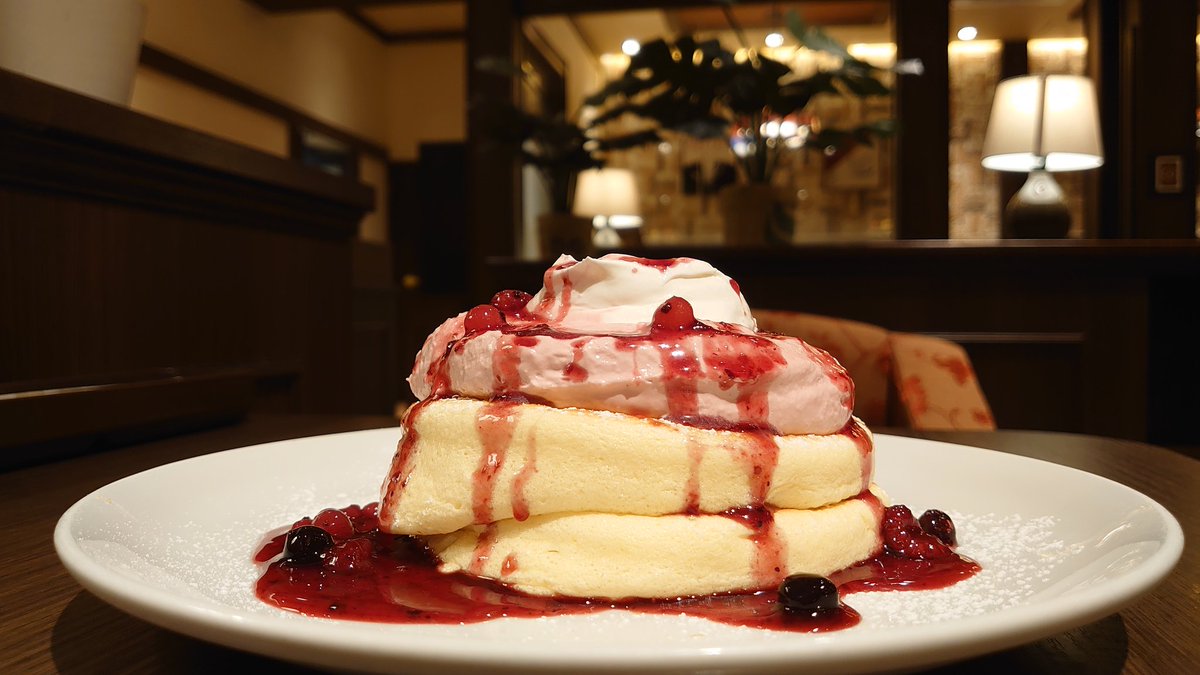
<box><xmin>55</xmin><ymin>430</ymin><xmax>1183</xmax><ymax>675</ymax></box>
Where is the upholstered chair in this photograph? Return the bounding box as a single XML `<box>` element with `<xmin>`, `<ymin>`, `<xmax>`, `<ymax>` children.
<box><xmin>753</xmin><ymin>310</ymin><xmax>995</xmax><ymax>431</ymax></box>
<box><xmin>753</xmin><ymin>310</ymin><xmax>893</xmax><ymax>427</ymax></box>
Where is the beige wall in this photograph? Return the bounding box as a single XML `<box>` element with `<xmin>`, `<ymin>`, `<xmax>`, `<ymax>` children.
<box><xmin>134</xmin><ymin>0</ymin><xmax>473</xmax><ymax>162</ymax></box>
<box><xmin>131</xmin><ymin>68</ymin><xmax>290</xmax><ymax>157</ymax></box>
<box><xmin>133</xmin><ymin>0</ymin><xmax>470</xmax><ymax>242</ymax></box>
<box><xmin>126</xmin><ymin>2</ymin><xmax>480</xmax><ymax>240</ymax></box>
<box><xmin>526</xmin><ymin>17</ymin><xmax>602</xmax><ymax>119</ymax></box>
<box><xmin>140</xmin><ymin>0</ymin><xmax>388</xmax><ymax>145</ymax></box>
<box><xmin>358</xmin><ymin>153</ymin><xmax>390</xmax><ymax>243</ymax></box>
<box><xmin>385</xmin><ymin>41</ymin><xmax>466</xmax><ymax>161</ymax></box>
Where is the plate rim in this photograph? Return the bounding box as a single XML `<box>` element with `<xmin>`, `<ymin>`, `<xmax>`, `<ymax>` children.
<box><xmin>53</xmin><ymin>430</ymin><xmax>1186</xmax><ymax>674</ymax></box>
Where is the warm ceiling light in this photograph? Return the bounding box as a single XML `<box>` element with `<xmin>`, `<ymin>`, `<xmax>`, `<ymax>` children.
<box><xmin>957</xmin><ymin>26</ymin><xmax>978</xmax><ymax>41</ymax></box>
<box><xmin>948</xmin><ymin>39</ymin><xmax>1001</xmax><ymax>55</ymax></box>
<box><xmin>599</xmin><ymin>53</ymin><xmax>630</xmax><ymax>72</ymax></box>
<box><xmin>621</xmin><ymin>39</ymin><xmax>640</xmax><ymax>56</ymax></box>
<box><xmin>848</xmin><ymin>43</ymin><xmax>897</xmax><ymax>62</ymax></box>
<box><xmin>765</xmin><ymin>32</ymin><xmax>784</xmax><ymax>48</ymax></box>
<box><xmin>1028</xmin><ymin>38</ymin><xmax>1087</xmax><ymax>54</ymax></box>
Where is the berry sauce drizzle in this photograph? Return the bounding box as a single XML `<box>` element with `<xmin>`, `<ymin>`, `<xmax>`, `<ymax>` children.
<box><xmin>354</xmin><ymin>272</ymin><xmax>974</xmax><ymax>634</ymax></box>
<box><xmin>383</xmin><ymin>298</ymin><xmax>875</xmax><ymax>604</ymax></box>
<box><xmin>471</xmin><ymin>400</ymin><xmax>520</xmax><ymax>523</ymax></box>
<box><xmin>616</xmin><ymin>255</ymin><xmax>683</xmax><ymax>270</ymax></box>
<box><xmin>416</xmin><ymin>278</ymin><xmax>851</xmax><ymax>445</ymax></box>
<box><xmin>254</xmin><ymin>502</ymin><xmax>979</xmax><ymax>633</ymax></box>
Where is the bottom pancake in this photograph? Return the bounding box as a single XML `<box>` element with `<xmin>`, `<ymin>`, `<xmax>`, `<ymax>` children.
<box><xmin>426</xmin><ymin>488</ymin><xmax>885</xmax><ymax>599</ymax></box>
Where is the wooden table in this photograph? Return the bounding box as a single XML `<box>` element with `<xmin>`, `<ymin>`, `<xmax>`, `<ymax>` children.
<box><xmin>2</xmin><ymin>416</ymin><xmax>1195</xmax><ymax>673</ymax></box>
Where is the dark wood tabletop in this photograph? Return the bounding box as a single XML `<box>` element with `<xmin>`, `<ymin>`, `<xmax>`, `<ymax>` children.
<box><xmin>2</xmin><ymin>415</ymin><xmax>1195</xmax><ymax>674</ymax></box>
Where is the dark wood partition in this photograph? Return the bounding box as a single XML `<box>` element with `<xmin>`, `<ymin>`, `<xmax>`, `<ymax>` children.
<box><xmin>0</xmin><ymin>69</ymin><xmax>374</xmax><ymax>467</ymax></box>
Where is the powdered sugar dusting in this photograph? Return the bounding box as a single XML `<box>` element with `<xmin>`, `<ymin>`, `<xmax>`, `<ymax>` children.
<box><xmin>58</xmin><ymin>427</ymin><xmax>1181</xmax><ymax>673</ymax></box>
<box><xmin>850</xmin><ymin>511</ymin><xmax>1072</xmax><ymax>627</ymax></box>
<box><xmin>75</xmin><ymin>489</ymin><xmax>377</xmax><ymax>619</ymax></box>
<box><xmin>73</xmin><ymin>500</ymin><xmax>1074</xmax><ymax>629</ymax></box>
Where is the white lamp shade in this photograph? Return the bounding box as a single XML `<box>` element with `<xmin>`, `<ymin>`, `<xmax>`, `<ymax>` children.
<box><xmin>572</xmin><ymin>168</ymin><xmax>641</xmax><ymax>222</ymax></box>
<box><xmin>981</xmin><ymin>74</ymin><xmax>1104</xmax><ymax>172</ymax></box>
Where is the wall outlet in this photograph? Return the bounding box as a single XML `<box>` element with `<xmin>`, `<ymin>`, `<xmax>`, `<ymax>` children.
<box><xmin>1154</xmin><ymin>155</ymin><xmax>1183</xmax><ymax>193</ymax></box>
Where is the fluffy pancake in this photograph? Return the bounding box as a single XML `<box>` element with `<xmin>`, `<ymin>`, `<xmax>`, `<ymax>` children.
<box><xmin>379</xmin><ymin>254</ymin><xmax>887</xmax><ymax>601</ymax></box>
<box><xmin>380</xmin><ymin>397</ymin><xmax>872</xmax><ymax>536</ymax></box>
<box><xmin>428</xmin><ymin>489</ymin><xmax>885</xmax><ymax>599</ymax></box>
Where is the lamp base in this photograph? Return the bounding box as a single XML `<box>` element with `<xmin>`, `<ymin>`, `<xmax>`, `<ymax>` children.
<box><xmin>592</xmin><ymin>223</ymin><xmax>643</xmax><ymax>250</ymax></box>
<box><xmin>1003</xmin><ymin>169</ymin><xmax>1070</xmax><ymax>239</ymax></box>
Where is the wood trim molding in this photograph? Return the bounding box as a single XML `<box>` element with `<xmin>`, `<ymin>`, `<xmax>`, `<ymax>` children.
<box><xmin>926</xmin><ymin>332</ymin><xmax>1087</xmax><ymax>345</ymax></box>
<box><xmin>0</xmin><ymin>68</ymin><xmax>373</xmax><ymax>237</ymax></box>
<box><xmin>252</xmin><ymin>0</ymin><xmax>456</xmax><ymax>10</ymax></box>
<box><xmin>248</xmin><ymin>1</ymin><xmax>464</xmax><ymax>44</ymax></box>
<box><xmin>385</xmin><ymin>29</ymin><xmax>466</xmax><ymax>43</ymax></box>
<box><xmin>341</xmin><ymin>6</ymin><xmax>392</xmax><ymax>42</ymax></box>
<box><xmin>0</xmin><ymin>367</ymin><xmax>260</xmax><ymax>469</ymax></box>
<box><xmin>139</xmin><ymin>44</ymin><xmax>389</xmax><ymax>160</ymax></box>
<box><xmin>519</xmin><ymin>0</ymin><xmax>712</xmax><ymax>17</ymax></box>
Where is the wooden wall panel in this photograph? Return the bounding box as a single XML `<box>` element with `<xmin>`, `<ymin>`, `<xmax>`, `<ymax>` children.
<box><xmin>0</xmin><ymin>174</ymin><xmax>355</xmax><ymax>411</ymax></box>
<box><xmin>962</xmin><ymin>340</ymin><xmax>1086</xmax><ymax>433</ymax></box>
<box><xmin>0</xmin><ymin>69</ymin><xmax>372</xmax><ymax>459</ymax></box>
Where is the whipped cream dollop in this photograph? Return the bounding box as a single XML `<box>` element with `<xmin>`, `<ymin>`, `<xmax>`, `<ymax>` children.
<box><xmin>528</xmin><ymin>254</ymin><xmax>756</xmax><ymax>334</ymax></box>
<box><xmin>406</xmin><ymin>253</ymin><xmax>854</xmax><ymax>435</ymax></box>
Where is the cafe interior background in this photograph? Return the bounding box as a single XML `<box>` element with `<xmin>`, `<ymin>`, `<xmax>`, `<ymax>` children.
<box><xmin>2</xmin><ymin>0</ymin><xmax>1198</xmax><ymax>468</ymax></box>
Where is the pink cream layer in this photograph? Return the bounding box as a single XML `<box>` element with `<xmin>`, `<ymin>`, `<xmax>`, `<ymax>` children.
<box><xmin>409</xmin><ymin>317</ymin><xmax>853</xmax><ymax>436</ymax></box>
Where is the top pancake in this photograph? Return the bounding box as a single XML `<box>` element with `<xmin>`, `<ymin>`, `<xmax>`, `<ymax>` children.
<box><xmin>380</xmin><ymin>397</ymin><xmax>873</xmax><ymax>535</ymax></box>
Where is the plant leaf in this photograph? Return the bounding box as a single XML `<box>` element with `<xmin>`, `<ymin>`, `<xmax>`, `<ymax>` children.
<box><xmin>786</xmin><ymin>11</ymin><xmax>852</xmax><ymax>61</ymax></box>
<box><xmin>593</xmin><ymin>129</ymin><xmax>663</xmax><ymax>151</ymax></box>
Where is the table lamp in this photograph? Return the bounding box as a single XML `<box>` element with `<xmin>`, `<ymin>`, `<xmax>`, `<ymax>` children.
<box><xmin>572</xmin><ymin>167</ymin><xmax>643</xmax><ymax>249</ymax></box>
<box><xmin>981</xmin><ymin>74</ymin><xmax>1104</xmax><ymax>238</ymax></box>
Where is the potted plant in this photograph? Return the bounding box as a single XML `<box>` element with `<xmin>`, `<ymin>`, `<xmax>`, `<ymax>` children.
<box><xmin>584</xmin><ymin>13</ymin><xmax>908</xmax><ymax>245</ymax></box>
<box><xmin>474</xmin><ymin>57</ymin><xmax>661</xmax><ymax>256</ymax></box>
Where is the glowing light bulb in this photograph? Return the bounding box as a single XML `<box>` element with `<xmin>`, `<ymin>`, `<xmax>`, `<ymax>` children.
<box><xmin>957</xmin><ymin>26</ymin><xmax>978</xmax><ymax>41</ymax></box>
<box><xmin>622</xmin><ymin>39</ymin><xmax>640</xmax><ymax>56</ymax></box>
<box><xmin>765</xmin><ymin>32</ymin><xmax>784</xmax><ymax>48</ymax></box>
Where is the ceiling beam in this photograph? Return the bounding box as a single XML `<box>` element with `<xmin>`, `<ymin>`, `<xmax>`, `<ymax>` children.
<box><xmin>249</xmin><ymin>0</ymin><xmax>458</xmax><ymax>11</ymax></box>
<box><xmin>386</xmin><ymin>29</ymin><xmax>466</xmax><ymax>43</ymax></box>
<box><xmin>566</xmin><ymin>15</ymin><xmax>603</xmax><ymax>61</ymax></box>
<box><xmin>340</xmin><ymin>6</ymin><xmax>391</xmax><ymax>41</ymax></box>
<box><xmin>248</xmin><ymin>0</ymin><xmax>464</xmax><ymax>45</ymax></box>
<box><xmin>139</xmin><ymin>44</ymin><xmax>389</xmax><ymax>158</ymax></box>
<box><xmin>520</xmin><ymin>0</ymin><xmax>888</xmax><ymax>17</ymax></box>
<box><xmin>520</xmin><ymin>0</ymin><xmax>712</xmax><ymax>18</ymax></box>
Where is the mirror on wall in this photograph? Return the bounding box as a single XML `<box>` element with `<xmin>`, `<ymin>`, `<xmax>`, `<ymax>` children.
<box><xmin>507</xmin><ymin>1</ymin><xmax>1088</xmax><ymax>257</ymax></box>
<box><xmin>948</xmin><ymin>0</ymin><xmax>1086</xmax><ymax>240</ymax></box>
<box><xmin>518</xmin><ymin>2</ymin><xmax>897</xmax><ymax>256</ymax></box>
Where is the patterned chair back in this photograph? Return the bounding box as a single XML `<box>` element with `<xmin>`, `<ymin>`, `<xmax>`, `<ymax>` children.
<box><xmin>752</xmin><ymin>310</ymin><xmax>995</xmax><ymax>431</ymax></box>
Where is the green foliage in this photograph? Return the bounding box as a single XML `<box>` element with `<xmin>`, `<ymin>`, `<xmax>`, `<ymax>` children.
<box><xmin>473</xmin><ymin>11</ymin><xmax>911</xmax><ymax>209</ymax></box>
<box><xmin>585</xmin><ymin>11</ymin><xmax>899</xmax><ymax>184</ymax></box>
<box><xmin>473</xmin><ymin>58</ymin><xmax>602</xmax><ymax>212</ymax></box>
